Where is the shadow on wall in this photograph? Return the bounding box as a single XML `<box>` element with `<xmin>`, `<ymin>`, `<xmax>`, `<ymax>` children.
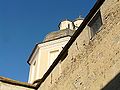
<box><xmin>102</xmin><ymin>73</ymin><xmax>120</xmax><ymax>90</ymax></box>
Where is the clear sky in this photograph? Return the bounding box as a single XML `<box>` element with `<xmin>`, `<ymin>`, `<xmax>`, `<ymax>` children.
<box><xmin>0</xmin><ymin>0</ymin><xmax>96</xmax><ymax>82</ymax></box>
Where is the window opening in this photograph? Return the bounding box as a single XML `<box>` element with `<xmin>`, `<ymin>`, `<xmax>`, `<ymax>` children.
<box><xmin>88</xmin><ymin>10</ymin><xmax>103</xmax><ymax>38</ymax></box>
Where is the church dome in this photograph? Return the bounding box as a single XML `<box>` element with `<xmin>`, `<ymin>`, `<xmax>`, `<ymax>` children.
<box><xmin>43</xmin><ymin>19</ymin><xmax>76</xmax><ymax>42</ymax></box>
<box><xmin>43</xmin><ymin>29</ymin><xmax>75</xmax><ymax>42</ymax></box>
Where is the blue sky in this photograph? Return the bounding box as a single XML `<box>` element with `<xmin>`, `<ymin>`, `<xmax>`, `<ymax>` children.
<box><xmin>0</xmin><ymin>0</ymin><xmax>96</xmax><ymax>82</ymax></box>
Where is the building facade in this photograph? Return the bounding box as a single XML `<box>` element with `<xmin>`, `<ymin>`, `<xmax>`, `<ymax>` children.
<box><xmin>0</xmin><ymin>0</ymin><xmax>120</xmax><ymax>90</ymax></box>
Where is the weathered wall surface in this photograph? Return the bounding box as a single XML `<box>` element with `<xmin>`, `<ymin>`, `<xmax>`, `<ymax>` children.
<box><xmin>39</xmin><ymin>0</ymin><xmax>120</xmax><ymax>90</ymax></box>
<box><xmin>0</xmin><ymin>82</ymin><xmax>35</xmax><ymax>90</ymax></box>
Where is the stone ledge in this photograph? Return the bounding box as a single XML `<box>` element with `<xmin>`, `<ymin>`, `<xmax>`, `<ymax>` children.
<box><xmin>0</xmin><ymin>76</ymin><xmax>36</xmax><ymax>89</ymax></box>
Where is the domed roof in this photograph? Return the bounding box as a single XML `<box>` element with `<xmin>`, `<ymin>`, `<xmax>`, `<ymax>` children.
<box><xmin>43</xmin><ymin>29</ymin><xmax>75</xmax><ymax>42</ymax></box>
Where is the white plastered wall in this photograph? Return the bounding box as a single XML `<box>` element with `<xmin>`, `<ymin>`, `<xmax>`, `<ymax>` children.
<box><xmin>28</xmin><ymin>36</ymin><xmax>71</xmax><ymax>83</ymax></box>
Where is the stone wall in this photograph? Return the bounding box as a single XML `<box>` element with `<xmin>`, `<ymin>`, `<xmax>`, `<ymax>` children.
<box><xmin>39</xmin><ymin>0</ymin><xmax>120</xmax><ymax>90</ymax></box>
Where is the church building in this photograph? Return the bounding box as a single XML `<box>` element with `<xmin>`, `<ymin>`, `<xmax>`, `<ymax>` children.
<box><xmin>27</xmin><ymin>17</ymin><xmax>85</xmax><ymax>84</ymax></box>
<box><xmin>0</xmin><ymin>0</ymin><xmax>120</xmax><ymax>90</ymax></box>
